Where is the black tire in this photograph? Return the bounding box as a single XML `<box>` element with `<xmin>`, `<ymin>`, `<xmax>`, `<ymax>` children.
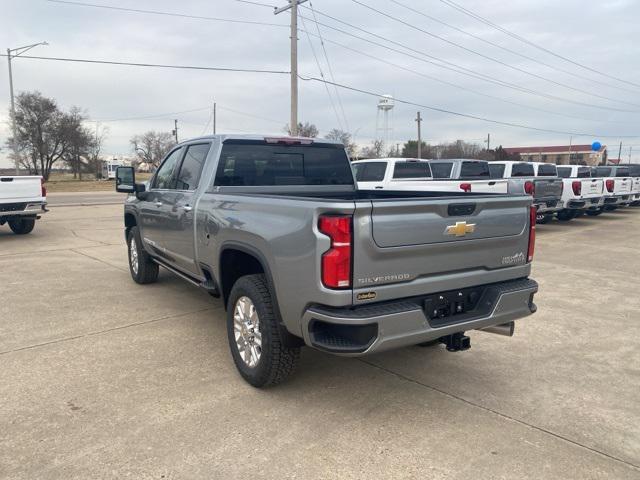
<box><xmin>127</xmin><ymin>226</ymin><xmax>159</xmax><ymax>284</ymax></box>
<box><xmin>556</xmin><ymin>210</ymin><xmax>575</xmax><ymax>222</ymax></box>
<box><xmin>586</xmin><ymin>210</ymin><xmax>603</xmax><ymax>216</ymax></box>
<box><xmin>536</xmin><ymin>213</ymin><xmax>553</xmax><ymax>224</ymax></box>
<box><xmin>573</xmin><ymin>210</ymin><xmax>585</xmax><ymax>218</ymax></box>
<box><xmin>226</xmin><ymin>274</ymin><xmax>300</xmax><ymax>387</ymax></box>
<box><xmin>8</xmin><ymin>217</ymin><xmax>35</xmax><ymax>235</ymax></box>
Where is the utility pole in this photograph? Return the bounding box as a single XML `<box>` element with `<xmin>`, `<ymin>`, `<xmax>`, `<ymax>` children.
<box><xmin>486</xmin><ymin>133</ymin><xmax>490</xmax><ymax>151</ymax></box>
<box><xmin>173</xmin><ymin>119</ymin><xmax>179</xmax><ymax>143</ymax></box>
<box><xmin>629</xmin><ymin>146</ymin><xmax>633</xmax><ymax>164</ymax></box>
<box><xmin>275</xmin><ymin>0</ymin><xmax>307</xmax><ymax>137</ymax></box>
<box><xmin>415</xmin><ymin>111</ymin><xmax>422</xmax><ymax>158</ymax></box>
<box><xmin>618</xmin><ymin>141</ymin><xmax>623</xmax><ymax>162</ymax></box>
<box><xmin>6</xmin><ymin>41</ymin><xmax>48</xmax><ymax>175</ymax></box>
<box><xmin>213</xmin><ymin>102</ymin><xmax>217</xmax><ymax>135</ymax></box>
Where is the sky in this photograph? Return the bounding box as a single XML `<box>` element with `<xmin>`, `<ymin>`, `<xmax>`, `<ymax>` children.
<box><xmin>1</xmin><ymin>0</ymin><xmax>639</xmax><ymax>167</ymax></box>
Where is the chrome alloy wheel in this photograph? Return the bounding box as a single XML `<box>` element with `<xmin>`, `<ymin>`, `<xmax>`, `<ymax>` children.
<box><xmin>233</xmin><ymin>296</ymin><xmax>262</xmax><ymax>368</ymax></box>
<box><xmin>129</xmin><ymin>236</ymin><xmax>139</xmax><ymax>275</ymax></box>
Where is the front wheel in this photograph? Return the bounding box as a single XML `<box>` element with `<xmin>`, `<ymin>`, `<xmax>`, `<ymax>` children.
<box><xmin>227</xmin><ymin>274</ymin><xmax>300</xmax><ymax>387</ymax></box>
<box><xmin>127</xmin><ymin>226</ymin><xmax>159</xmax><ymax>284</ymax></box>
<box><xmin>8</xmin><ymin>217</ymin><xmax>35</xmax><ymax>235</ymax></box>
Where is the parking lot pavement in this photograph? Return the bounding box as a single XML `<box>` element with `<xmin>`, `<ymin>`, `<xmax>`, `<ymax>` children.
<box><xmin>1</xmin><ymin>206</ymin><xmax>639</xmax><ymax>479</ymax></box>
<box><xmin>46</xmin><ymin>191</ymin><xmax>126</xmax><ymax>207</ymax></box>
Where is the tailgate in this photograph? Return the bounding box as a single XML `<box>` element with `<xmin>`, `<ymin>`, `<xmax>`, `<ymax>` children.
<box><xmin>0</xmin><ymin>176</ymin><xmax>43</xmax><ymax>202</ymax></box>
<box><xmin>616</xmin><ymin>178</ymin><xmax>632</xmax><ymax>194</ymax></box>
<box><xmin>534</xmin><ymin>178</ymin><xmax>562</xmax><ymax>200</ymax></box>
<box><xmin>467</xmin><ymin>179</ymin><xmax>508</xmax><ymax>193</ymax></box>
<box><xmin>581</xmin><ymin>178</ymin><xmax>603</xmax><ymax>197</ymax></box>
<box><xmin>352</xmin><ymin>195</ymin><xmax>532</xmax><ymax>299</ymax></box>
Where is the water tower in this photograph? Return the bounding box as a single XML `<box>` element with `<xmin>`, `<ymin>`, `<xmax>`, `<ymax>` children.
<box><xmin>376</xmin><ymin>94</ymin><xmax>394</xmax><ymax>151</ymax></box>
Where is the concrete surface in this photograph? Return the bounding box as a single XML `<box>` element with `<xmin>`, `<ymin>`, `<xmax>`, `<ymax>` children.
<box><xmin>0</xmin><ymin>205</ymin><xmax>639</xmax><ymax>479</ymax></box>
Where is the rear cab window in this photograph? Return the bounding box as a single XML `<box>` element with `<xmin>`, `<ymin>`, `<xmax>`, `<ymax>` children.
<box><xmin>615</xmin><ymin>167</ymin><xmax>630</xmax><ymax>178</ymax></box>
<box><xmin>557</xmin><ymin>167</ymin><xmax>572</xmax><ymax>178</ymax></box>
<box><xmin>593</xmin><ymin>167</ymin><xmax>612</xmax><ymax>177</ymax></box>
<box><xmin>536</xmin><ymin>164</ymin><xmax>557</xmax><ymax>177</ymax></box>
<box><xmin>392</xmin><ymin>161</ymin><xmax>431</xmax><ymax>179</ymax></box>
<box><xmin>511</xmin><ymin>163</ymin><xmax>535</xmax><ymax>177</ymax></box>
<box><xmin>353</xmin><ymin>162</ymin><xmax>387</xmax><ymax>182</ymax></box>
<box><xmin>488</xmin><ymin>163</ymin><xmax>505</xmax><ymax>179</ymax></box>
<box><xmin>629</xmin><ymin>165</ymin><xmax>640</xmax><ymax>176</ymax></box>
<box><xmin>214</xmin><ymin>140</ymin><xmax>354</xmax><ymax>186</ymax></box>
<box><xmin>576</xmin><ymin>167</ymin><xmax>591</xmax><ymax>178</ymax></box>
<box><xmin>460</xmin><ymin>161</ymin><xmax>490</xmax><ymax>179</ymax></box>
<box><xmin>429</xmin><ymin>162</ymin><xmax>453</xmax><ymax>179</ymax></box>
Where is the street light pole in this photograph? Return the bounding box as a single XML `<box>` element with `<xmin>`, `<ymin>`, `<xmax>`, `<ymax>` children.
<box><xmin>275</xmin><ymin>0</ymin><xmax>307</xmax><ymax>137</ymax></box>
<box><xmin>6</xmin><ymin>41</ymin><xmax>48</xmax><ymax>175</ymax></box>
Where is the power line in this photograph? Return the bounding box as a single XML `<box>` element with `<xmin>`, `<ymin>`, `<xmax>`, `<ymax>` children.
<box><xmin>439</xmin><ymin>0</ymin><xmax>640</xmax><ymax>90</ymax></box>
<box><xmin>46</xmin><ymin>0</ymin><xmax>287</xmax><ymax>27</ymax></box>
<box><xmin>298</xmin><ymin>9</ymin><xmax>639</xmax><ymax>114</ymax></box>
<box><xmin>0</xmin><ymin>54</ymin><xmax>290</xmax><ymax>75</ymax></box>
<box><xmin>299</xmin><ymin>75</ymin><xmax>640</xmax><ymax>138</ymax></box>
<box><xmin>299</xmin><ymin>13</ymin><xmax>344</xmax><ymax>130</ymax></box>
<box><xmin>388</xmin><ymin>0</ymin><xmax>640</xmax><ymax>96</ymax></box>
<box><xmin>232</xmin><ymin>0</ymin><xmax>277</xmax><ymax>8</ymax></box>
<box><xmin>308</xmin><ymin>1</ymin><xmax>350</xmax><ymax>132</ymax></box>
<box><xmin>217</xmin><ymin>106</ymin><xmax>285</xmax><ymax>125</ymax></box>
<box><xmin>351</xmin><ymin>0</ymin><xmax>640</xmax><ymax>109</ymax></box>
<box><xmin>300</xmin><ymin>28</ymin><xmax>630</xmax><ymax>125</ymax></box>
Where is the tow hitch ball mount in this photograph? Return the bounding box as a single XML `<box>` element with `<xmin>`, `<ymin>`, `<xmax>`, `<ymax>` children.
<box><xmin>440</xmin><ymin>332</ymin><xmax>471</xmax><ymax>352</ymax></box>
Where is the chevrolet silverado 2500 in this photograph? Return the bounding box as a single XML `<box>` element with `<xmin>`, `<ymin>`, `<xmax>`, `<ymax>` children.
<box><xmin>555</xmin><ymin>165</ymin><xmax>604</xmax><ymax>220</ymax></box>
<box><xmin>0</xmin><ymin>175</ymin><xmax>47</xmax><ymax>234</ymax></box>
<box><xmin>116</xmin><ymin>135</ymin><xmax>538</xmax><ymax>387</ymax></box>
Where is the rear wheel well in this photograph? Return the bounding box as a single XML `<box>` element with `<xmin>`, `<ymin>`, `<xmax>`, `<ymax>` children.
<box><xmin>220</xmin><ymin>249</ymin><xmax>265</xmax><ymax>306</ymax></box>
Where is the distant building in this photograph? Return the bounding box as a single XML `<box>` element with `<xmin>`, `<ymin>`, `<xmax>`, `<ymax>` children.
<box><xmin>503</xmin><ymin>144</ymin><xmax>607</xmax><ymax>166</ymax></box>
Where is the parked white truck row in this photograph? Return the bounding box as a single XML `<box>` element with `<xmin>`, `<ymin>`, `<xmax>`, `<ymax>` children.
<box><xmin>352</xmin><ymin>158</ymin><xmax>640</xmax><ymax>223</ymax></box>
<box><xmin>0</xmin><ymin>176</ymin><xmax>48</xmax><ymax>234</ymax></box>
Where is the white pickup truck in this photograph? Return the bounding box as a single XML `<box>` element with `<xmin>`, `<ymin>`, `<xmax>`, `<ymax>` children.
<box><xmin>352</xmin><ymin>158</ymin><xmax>508</xmax><ymax>194</ymax></box>
<box><xmin>627</xmin><ymin>164</ymin><xmax>640</xmax><ymax>206</ymax></box>
<box><xmin>555</xmin><ymin>165</ymin><xmax>604</xmax><ymax>220</ymax></box>
<box><xmin>0</xmin><ymin>175</ymin><xmax>47</xmax><ymax>234</ymax></box>
<box><xmin>592</xmin><ymin>166</ymin><xmax>633</xmax><ymax>210</ymax></box>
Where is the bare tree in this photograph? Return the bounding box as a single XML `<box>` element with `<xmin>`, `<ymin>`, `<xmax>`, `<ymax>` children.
<box><xmin>62</xmin><ymin>107</ymin><xmax>94</xmax><ymax>180</ymax></box>
<box><xmin>360</xmin><ymin>139</ymin><xmax>385</xmax><ymax>159</ymax></box>
<box><xmin>325</xmin><ymin>128</ymin><xmax>357</xmax><ymax>158</ymax></box>
<box><xmin>7</xmin><ymin>91</ymin><xmax>84</xmax><ymax>180</ymax></box>
<box><xmin>87</xmin><ymin>123</ymin><xmax>109</xmax><ymax>179</ymax></box>
<box><xmin>284</xmin><ymin>121</ymin><xmax>319</xmax><ymax>138</ymax></box>
<box><xmin>130</xmin><ymin>131</ymin><xmax>176</xmax><ymax>168</ymax></box>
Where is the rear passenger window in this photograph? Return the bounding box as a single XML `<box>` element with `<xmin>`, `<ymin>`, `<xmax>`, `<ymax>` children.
<box><xmin>537</xmin><ymin>164</ymin><xmax>557</xmax><ymax>176</ymax></box>
<box><xmin>392</xmin><ymin>162</ymin><xmax>431</xmax><ymax>179</ymax></box>
<box><xmin>488</xmin><ymin>164</ymin><xmax>505</xmax><ymax>179</ymax></box>
<box><xmin>354</xmin><ymin>162</ymin><xmax>387</xmax><ymax>182</ymax></box>
<box><xmin>557</xmin><ymin>167</ymin><xmax>572</xmax><ymax>178</ymax></box>
<box><xmin>460</xmin><ymin>161</ymin><xmax>490</xmax><ymax>178</ymax></box>
<box><xmin>511</xmin><ymin>163</ymin><xmax>535</xmax><ymax>177</ymax></box>
<box><xmin>175</xmin><ymin>143</ymin><xmax>210</xmax><ymax>191</ymax></box>
<box><xmin>430</xmin><ymin>162</ymin><xmax>453</xmax><ymax>178</ymax></box>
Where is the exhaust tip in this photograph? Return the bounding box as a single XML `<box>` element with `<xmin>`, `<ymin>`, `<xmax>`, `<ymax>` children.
<box><xmin>480</xmin><ymin>322</ymin><xmax>515</xmax><ymax>337</ymax></box>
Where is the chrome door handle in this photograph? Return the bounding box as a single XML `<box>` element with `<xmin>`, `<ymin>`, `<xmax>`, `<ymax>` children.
<box><xmin>155</xmin><ymin>201</ymin><xmax>163</xmax><ymax>207</ymax></box>
<box><xmin>181</xmin><ymin>205</ymin><xmax>193</xmax><ymax>212</ymax></box>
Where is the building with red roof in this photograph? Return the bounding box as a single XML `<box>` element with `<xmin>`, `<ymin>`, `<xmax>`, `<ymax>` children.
<box><xmin>503</xmin><ymin>144</ymin><xmax>607</xmax><ymax>166</ymax></box>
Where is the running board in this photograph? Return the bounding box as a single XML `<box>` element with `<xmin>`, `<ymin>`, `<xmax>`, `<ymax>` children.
<box><xmin>152</xmin><ymin>257</ymin><xmax>219</xmax><ymax>296</ymax></box>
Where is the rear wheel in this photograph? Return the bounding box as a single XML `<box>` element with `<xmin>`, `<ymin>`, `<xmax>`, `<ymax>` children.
<box><xmin>127</xmin><ymin>226</ymin><xmax>159</xmax><ymax>284</ymax></box>
<box><xmin>586</xmin><ymin>210</ymin><xmax>603</xmax><ymax>216</ymax></box>
<box><xmin>8</xmin><ymin>217</ymin><xmax>36</xmax><ymax>235</ymax></box>
<box><xmin>536</xmin><ymin>213</ymin><xmax>553</xmax><ymax>224</ymax></box>
<box><xmin>227</xmin><ymin>274</ymin><xmax>300</xmax><ymax>387</ymax></box>
<box><xmin>556</xmin><ymin>210</ymin><xmax>575</xmax><ymax>222</ymax></box>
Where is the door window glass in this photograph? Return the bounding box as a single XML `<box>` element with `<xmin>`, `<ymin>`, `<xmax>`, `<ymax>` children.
<box><xmin>152</xmin><ymin>148</ymin><xmax>183</xmax><ymax>189</ymax></box>
<box><xmin>176</xmin><ymin>143</ymin><xmax>210</xmax><ymax>190</ymax></box>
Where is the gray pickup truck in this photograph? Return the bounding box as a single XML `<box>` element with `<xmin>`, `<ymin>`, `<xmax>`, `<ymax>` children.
<box><xmin>116</xmin><ymin>135</ymin><xmax>538</xmax><ymax>387</ymax></box>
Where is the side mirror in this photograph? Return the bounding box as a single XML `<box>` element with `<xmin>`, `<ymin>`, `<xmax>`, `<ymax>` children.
<box><xmin>116</xmin><ymin>166</ymin><xmax>136</xmax><ymax>193</ymax></box>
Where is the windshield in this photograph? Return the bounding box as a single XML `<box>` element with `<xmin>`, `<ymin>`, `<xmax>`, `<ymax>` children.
<box><xmin>353</xmin><ymin>162</ymin><xmax>387</xmax><ymax>182</ymax></box>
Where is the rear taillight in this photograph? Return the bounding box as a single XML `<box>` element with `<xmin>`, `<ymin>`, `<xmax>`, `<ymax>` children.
<box><xmin>459</xmin><ymin>182</ymin><xmax>472</xmax><ymax>193</ymax></box>
<box><xmin>606</xmin><ymin>179</ymin><xmax>615</xmax><ymax>192</ymax></box>
<box><xmin>527</xmin><ymin>205</ymin><xmax>536</xmax><ymax>263</ymax></box>
<box><xmin>572</xmin><ymin>180</ymin><xmax>581</xmax><ymax>196</ymax></box>
<box><xmin>524</xmin><ymin>180</ymin><xmax>535</xmax><ymax>195</ymax></box>
<box><xmin>41</xmin><ymin>178</ymin><xmax>47</xmax><ymax>198</ymax></box>
<box><xmin>559</xmin><ymin>181</ymin><xmax>564</xmax><ymax>195</ymax></box>
<box><xmin>318</xmin><ymin>215</ymin><xmax>352</xmax><ymax>289</ymax></box>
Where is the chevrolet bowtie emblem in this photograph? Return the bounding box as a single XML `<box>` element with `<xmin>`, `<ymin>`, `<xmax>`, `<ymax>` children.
<box><xmin>445</xmin><ymin>221</ymin><xmax>476</xmax><ymax>237</ymax></box>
